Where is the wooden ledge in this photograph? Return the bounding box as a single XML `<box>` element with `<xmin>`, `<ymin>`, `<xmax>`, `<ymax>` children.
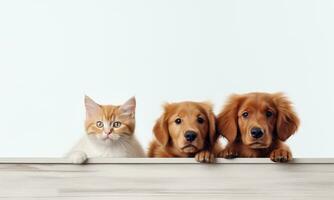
<box><xmin>1</xmin><ymin>158</ymin><xmax>334</xmax><ymax>199</ymax></box>
<box><xmin>0</xmin><ymin>157</ymin><xmax>333</xmax><ymax>164</ymax></box>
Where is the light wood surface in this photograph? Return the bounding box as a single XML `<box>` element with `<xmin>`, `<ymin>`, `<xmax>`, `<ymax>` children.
<box><xmin>0</xmin><ymin>158</ymin><xmax>333</xmax><ymax>200</ymax></box>
<box><xmin>1</xmin><ymin>157</ymin><xmax>334</xmax><ymax>164</ymax></box>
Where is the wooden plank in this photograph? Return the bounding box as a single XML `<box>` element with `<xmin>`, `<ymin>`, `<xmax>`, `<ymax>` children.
<box><xmin>0</xmin><ymin>157</ymin><xmax>333</xmax><ymax>164</ymax></box>
<box><xmin>0</xmin><ymin>158</ymin><xmax>334</xmax><ymax>199</ymax></box>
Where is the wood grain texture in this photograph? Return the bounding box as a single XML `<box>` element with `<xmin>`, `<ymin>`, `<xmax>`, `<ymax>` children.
<box><xmin>0</xmin><ymin>158</ymin><xmax>334</xmax><ymax>200</ymax></box>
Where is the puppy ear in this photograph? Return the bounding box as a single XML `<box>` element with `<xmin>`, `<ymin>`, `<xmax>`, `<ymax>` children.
<box><xmin>273</xmin><ymin>93</ymin><xmax>300</xmax><ymax>141</ymax></box>
<box><xmin>200</xmin><ymin>102</ymin><xmax>217</xmax><ymax>146</ymax></box>
<box><xmin>217</xmin><ymin>95</ymin><xmax>244</xmax><ymax>143</ymax></box>
<box><xmin>153</xmin><ymin>104</ymin><xmax>170</xmax><ymax>146</ymax></box>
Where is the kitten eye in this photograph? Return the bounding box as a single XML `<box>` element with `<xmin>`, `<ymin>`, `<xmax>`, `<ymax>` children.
<box><xmin>242</xmin><ymin>111</ymin><xmax>249</xmax><ymax>118</ymax></box>
<box><xmin>197</xmin><ymin>116</ymin><xmax>205</xmax><ymax>124</ymax></box>
<box><xmin>96</xmin><ymin>121</ymin><xmax>104</xmax><ymax>128</ymax></box>
<box><xmin>113</xmin><ymin>121</ymin><xmax>122</xmax><ymax>128</ymax></box>
<box><xmin>266</xmin><ymin>110</ymin><xmax>273</xmax><ymax>117</ymax></box>
<box><xmin>175</xmin><ymin>118</ymin><xmax>182</xmax><ymax>125</ymax></box>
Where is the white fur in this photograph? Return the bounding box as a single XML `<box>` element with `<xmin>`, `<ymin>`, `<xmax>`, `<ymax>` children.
<box><xmin>67</xmin><ymin>133</ymin><xmax>145</xmax><ymax>164</ymax></box>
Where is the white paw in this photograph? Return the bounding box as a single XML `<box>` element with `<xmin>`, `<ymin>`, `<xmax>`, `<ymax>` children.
<box><xmin>69</xmin><ymin>151</ymin><xmax>88</xmax><ymax>164</ymax></box>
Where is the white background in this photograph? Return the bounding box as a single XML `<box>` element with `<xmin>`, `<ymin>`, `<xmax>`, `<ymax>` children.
<box><xmin>0</xmin><ymin>0</ymin><xmax>333</xmax><ymax>157</ymax></box>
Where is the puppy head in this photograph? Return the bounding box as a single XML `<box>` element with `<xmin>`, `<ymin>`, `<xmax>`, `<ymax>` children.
<box><xmin>153</xmin><ymin>101</ymin><xmax>216</xmax><ymax>155</ymax></box>
<box><xmin>218</xmin><ymin>93</ymin><xmax>299</xmax><ymax>149</ymax></box>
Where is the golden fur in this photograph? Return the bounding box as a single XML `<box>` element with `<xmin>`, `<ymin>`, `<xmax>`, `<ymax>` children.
<box><xmin>148</xmin><ymin>101</ymin><xmax>218</xmax><ymax>163</ymax></box>
<box><xmin>216</xmin><ymin>92</ymin><xmax>300</xmax><ymax>162</ymax></box>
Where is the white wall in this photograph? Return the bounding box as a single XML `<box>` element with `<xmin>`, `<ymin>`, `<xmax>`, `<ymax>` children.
<box><xmin>0</xmin><ymin>0</ymin><xmax>333</xmax><ymax>157</ymax></box>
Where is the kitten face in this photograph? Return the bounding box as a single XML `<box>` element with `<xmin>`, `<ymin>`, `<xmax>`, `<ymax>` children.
<box><xmin>84</xmin><ymin>96</ymin><xmax>136</xmax><ymax>142</ymax></box>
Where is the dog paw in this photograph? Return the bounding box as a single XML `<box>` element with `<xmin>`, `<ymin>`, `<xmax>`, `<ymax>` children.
<box><xmin>218</xmin><ymin>148</ymin><xmax>239</xmax><ymax>159</ymax></box>
<box><xmin>69</xmin><ymin>151</ymin><xmax>88</xmax><ymax>164</ymax></box>
<box><xmin>270</xmin><ymin>149</ymin><xmax>292</xmax><ymax>162</ymax></box>
<box><xmin>195</xmin><ymin>150</ymin><xmax>215</xmax><ymax>163</ymax></box>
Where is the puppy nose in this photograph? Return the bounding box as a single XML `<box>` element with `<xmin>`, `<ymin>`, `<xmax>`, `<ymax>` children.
<box><xmin>251</xmin><ymin>127</ymin><xmax>263</xmax><ymax>139</ymax></box>
<box><xmin>184</xmin><ymin>131</ymin><xmax>197</xmax><ymax>142</ymax></box>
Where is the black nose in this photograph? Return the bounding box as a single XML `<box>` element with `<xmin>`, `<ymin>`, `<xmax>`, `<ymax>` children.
<box><xmin>184</xmin><ymin>131</ymin><xmax>197</xmax><ymax>142</ymax></box>
<box><xmin>251</xmin><ymin>127</ymin><xmax>263</xmax><ymax>139</ymax></box>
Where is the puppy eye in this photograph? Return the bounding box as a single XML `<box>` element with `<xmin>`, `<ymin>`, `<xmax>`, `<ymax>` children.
<box><xmin>266</xmin><ymin>111</ymin><xmax>273</xmax><ymax>117</ymax></box>
<box><xmin>175</xmin><ymin>118</ymin><xmax>182</xmax><ymax>125</ymax></box>
<box><xmin>96</xmin><ymin>121</ymin><xmax>104</xmax><ymax>128</ymax></box>
<box><xmin>197</xmin><ymin>117</ymin><xmax>204</xmax><ymax>124</ymax></box>
<box><xmin>242</xmin><ymin>112</ymin><xmax>249</xmax><ymax>118</ymax></box>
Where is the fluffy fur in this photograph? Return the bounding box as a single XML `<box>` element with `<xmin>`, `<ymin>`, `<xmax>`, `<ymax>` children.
<box><xmin>216</xmin><ymin>92</ymin><xmax>300</xmax><ymax>162</ymax></box>
<box><xmin>148</xmin><ymin>101</ymin><xmax>218</xmax><ymax>163</ymax></box>
<box><xmin>67</xmin><ymin>96</ymin><xmax>145</xmax><ymax>164</ymax></box>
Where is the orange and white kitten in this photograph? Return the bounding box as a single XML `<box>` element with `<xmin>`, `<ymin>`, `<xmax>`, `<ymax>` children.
<box><xmin>67</xmin><ymin>96</ymin><xmax>145</xmax><ymax>164</ymax></box>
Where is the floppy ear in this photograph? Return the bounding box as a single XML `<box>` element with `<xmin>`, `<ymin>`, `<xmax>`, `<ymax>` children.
<box><xmin>273</xmin><ymin>93</ymin><xmax>300</xmax><ymax>141</ymax></box>
<box><xmin>217</xmin><ymin>95</ymin><xmax>244</xmax><ymax>143</ymax></box>
<box><xmin>200</xmin><ymin>102</ymin><xmax>217</xmax><ymax>146</ymax></box>
<box><xmin>153</xmin><ymin>105</ymin><xmax>170</xmax><ymax>146</ymax></box>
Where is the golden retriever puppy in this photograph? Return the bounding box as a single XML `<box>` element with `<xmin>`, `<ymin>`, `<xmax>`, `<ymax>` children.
<box><xmin>148</xmin><ymin>101</ymin><xmax>218</xmax><ymax>163</ymax></box>
<box><xmin>217</xmin><ymin>92</ymin><xmax>300</xmax><ymax>162</ymax></box>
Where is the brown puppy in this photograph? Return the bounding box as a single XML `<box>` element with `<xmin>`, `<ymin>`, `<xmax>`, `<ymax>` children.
<box><xmin>217</xmin><ymin>92</ymin><xmax>300</xmax><ymax>162</ymax></box>
<box><xmin>148</xmin><ymin>101</ymin><xmax>217</xmax><ymax>163</ymax></box>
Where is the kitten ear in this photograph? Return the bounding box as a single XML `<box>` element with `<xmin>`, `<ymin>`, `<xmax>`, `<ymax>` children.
<box><xmin>84</xmin><ymin>95</ymin><xmax>101</xmax><ymax>118</ymax></box>
<box><xmin>119</xmin><ymin>96</ymin><xmax>136</xmax><ymax>118</ymax></box>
